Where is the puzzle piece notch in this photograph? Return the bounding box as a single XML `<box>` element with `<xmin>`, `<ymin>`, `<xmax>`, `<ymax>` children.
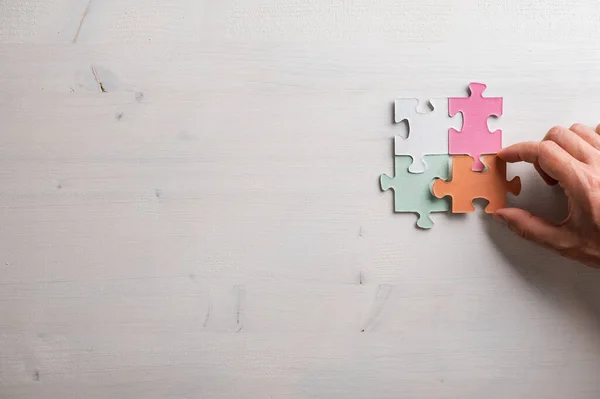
<box><xmin>449</xmin><ymin>82</ymin><xmax>503</xmax><ymax>171</ymax></box>
<box><xmin>380</xmin><ymin>155</ymin><xmax>450</xmax><ymax>229</ymax></box>
<box><xmin>393</xmin><ymin>137</ymin><xmax>427</xmax><ymax>175</ymax></box>
<box><xmin>432</xmin><ymin>155</ymin><xmax>521</xmax><ymax>213</ymax></box>
<box><xmin>394</xmin><ymin>98</ymin><xmax>462</xmax><ymax>174</ymax></box>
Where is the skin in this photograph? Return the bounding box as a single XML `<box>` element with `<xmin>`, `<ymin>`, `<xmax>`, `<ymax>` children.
<box><xmin>494</xmin><ymin>123</ymin><xmax>600</xmax><ymax>268</ymax></box>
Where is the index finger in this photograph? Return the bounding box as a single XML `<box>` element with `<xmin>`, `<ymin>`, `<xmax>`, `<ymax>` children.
<box><xmin>497</xmin><ymin>141</ymin><xmax>542</xmax><ymax>163</ymax></box>
<box><xmin>498</xmin><ymin>142</ymin><xmax>557</xmax><ymax>185</ymax></box>
<box><xmin>497</xmin><ymin>141</ymin><xmax>577</xmax><ymax>185</ymax></box>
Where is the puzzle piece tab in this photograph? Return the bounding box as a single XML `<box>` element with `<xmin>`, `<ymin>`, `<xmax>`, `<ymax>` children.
<box><xmin>395</xmin><ymin>98</ymin><xmax>461</xmax><ymax>174</ymax></box>
<box><xmin>380</xmin><ymin>155</ymin><xmax>450</xmax><ymax>229</ymax></box>
<box><xmin>449</xmin><ymin>83</ymin><xmax>503</xmax><ymax>171</ymax></box>
<box><xmin>432</xmin><ymin>155</ymin><xmax>521</xmax><ymax>213</ymax></box>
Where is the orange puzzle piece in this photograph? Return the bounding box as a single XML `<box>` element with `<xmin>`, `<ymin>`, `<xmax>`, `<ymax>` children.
<box><xmin>432</xmin><ymin>155</ymin><xmax>521</xmax><ymax>213</ymax></box>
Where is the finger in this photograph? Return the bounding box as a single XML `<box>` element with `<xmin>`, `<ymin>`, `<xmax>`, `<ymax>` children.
<box><xmin>569</xmin><ymin>123</ymin><xmax>600</xmax><ymax>152</ymax></box>
<box><xmin>497</xmin><ymin>141</ymin><xmax>541</xmax><ymax>163</ymax></box>
<box><xmin>500</xmin><ymin>144</ymin><xmax>559</xmax><ymax>185</ymax></box>
<box><xmin>543</xmin><ymin>126</ymin><xmax>594</xmax><ymax>163</ymax></box>
<box><xmin>497</xmin><ymin>141</ymin><xmax>578</xmax><ymax>186</ymax></box>
<box><xmin>494</xmin><ymin>208</ymin><xmax>577</xmax><ymax>253</ymax></box>
<box><xmin>596</xmin><ymin>123</ymin><xmax>600</xmax><ymax>135</ymax></box>
<box><xmin>537</xmin><ymin>140</ymin><xmax>583</xmax><ymax>187</ymax></box>
<box><xmin>534</xmin><ymin>162</ymin><xmax>558</xmax><ymax>186</ymax></box>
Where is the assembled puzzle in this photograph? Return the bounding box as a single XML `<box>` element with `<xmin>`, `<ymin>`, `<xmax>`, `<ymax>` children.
<box><xmin>380</xmin><ymin>82</ymin><xmax>522</xmax><ymax>229</ymax></box>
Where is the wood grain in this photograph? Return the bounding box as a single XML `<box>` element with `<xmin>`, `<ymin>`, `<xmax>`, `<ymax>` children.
<box><xmin>2</xmin><ymin>1</ymin><xmax>600</xmax><ymax>398</ymax></box>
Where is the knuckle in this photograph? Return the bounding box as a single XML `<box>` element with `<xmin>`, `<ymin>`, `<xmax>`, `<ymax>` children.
<box><xmin>570</xmin><ymin>123</ymin><xmax>586</xmax><ymax>132</ymax></box>
<box><xmin>545</xmin><ymin>126</ymin><xmax>564</xmax><ymax>142</ymax></box>
<box><xmin>538</xmin><ymin>140</ymin><xmax>555</xmax><ymax>159</ymax></box>
<box><xmin>508</xmin><ymin>221</ymin><xmax>530</xmax><ymax>241</ymax></box>
<box><xmin>552</xmin><ymin>231</ymin><xmax>575</xmax><ymax>252</ymax></box>
<box><xmin>519</xmin><ymin>213</ymin><xmax>539</xmax><ymax>241</ymax></box>
<box><xmin>556</xmin><ymin>242</ymin><xmax>583</xmax><ymax>259</ymax></box>
<box><xmin>516</xmin><ymin>227</ymin><xmax>530</xmax><ymax>241</ymax></box>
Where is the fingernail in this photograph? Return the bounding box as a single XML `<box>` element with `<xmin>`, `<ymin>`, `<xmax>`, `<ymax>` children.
<box><xmin>493</xmin><ymin>214</ymin><xmax>507</xmax><ymax>226</ymax></box>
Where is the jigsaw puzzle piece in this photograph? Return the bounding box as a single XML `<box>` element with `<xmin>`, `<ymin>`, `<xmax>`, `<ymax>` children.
<box><xmin>393</xmin><ymin>137</ymin><xmax>427</xmax><ymax>174</ymax></box>
<box><xmin>448</xmin><ymin>133</ymin><xmax>502</xmax><ymax>172</ymax></box>
<box><xmin>380</xmin><ymin>155</ymin><xmax>450</xmax><ymax>229</ymax></box>
<box><xmin>449</xmin><ymin>82</ymin><xmax>503</xmax><ymax>135</ymax></box>
<box><xmin>395</xmin><ymin>98</ymin><xmax>460</xmax><ymax>174</ymax></box>
<box><xmin>449</xmin><ymin>83</ymin><xmax>503</xmax><ymax>171</ymax></box>
<box><xmin>432</xmin><ymin>155</ymin><xmax>521</xmax><ymax>214</ymax></box>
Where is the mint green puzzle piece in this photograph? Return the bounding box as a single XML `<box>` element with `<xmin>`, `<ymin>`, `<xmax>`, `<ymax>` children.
<box><xmin>380</xmin><ymin>155</ymin><xmax>450</xmax><ymax>229</ymax></box>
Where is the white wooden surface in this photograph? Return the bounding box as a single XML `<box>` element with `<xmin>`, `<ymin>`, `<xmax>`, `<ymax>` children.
<box><xmin>2</xmin><ymin>1</ymin><xmax>600</xmax><ymax>398</ymax></box>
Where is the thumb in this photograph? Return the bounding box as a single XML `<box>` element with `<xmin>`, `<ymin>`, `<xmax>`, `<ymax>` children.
<box><xmin>494</xmin><ymin>208</ymin><xmax>576</xmax><ymax>252</ymax></box>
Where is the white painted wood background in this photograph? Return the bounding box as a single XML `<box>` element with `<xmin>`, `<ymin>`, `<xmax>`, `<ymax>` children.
<box><xmin>2</xmin><ymin>1</ymin><xmax>600</xmax><ymax>398</ymax></box>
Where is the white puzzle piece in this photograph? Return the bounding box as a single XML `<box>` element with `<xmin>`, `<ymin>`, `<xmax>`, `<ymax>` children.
<box><xmin>394</xmin><ymin>98</ymin><xmax>462</xmax><ymax>173</ymax></box>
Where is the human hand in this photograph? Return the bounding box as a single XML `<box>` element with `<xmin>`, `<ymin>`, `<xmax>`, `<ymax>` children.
<box><xmin>494</xmin><ymin>124</ymin><xmax>600</xmax><ymax>268</ymax></box>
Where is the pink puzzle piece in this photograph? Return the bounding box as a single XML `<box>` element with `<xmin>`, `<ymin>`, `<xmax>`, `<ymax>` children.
<box><xmin>449</xmin><ymin>82</ymin><xmax>503</xmax><ymax>171</ymax></box>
